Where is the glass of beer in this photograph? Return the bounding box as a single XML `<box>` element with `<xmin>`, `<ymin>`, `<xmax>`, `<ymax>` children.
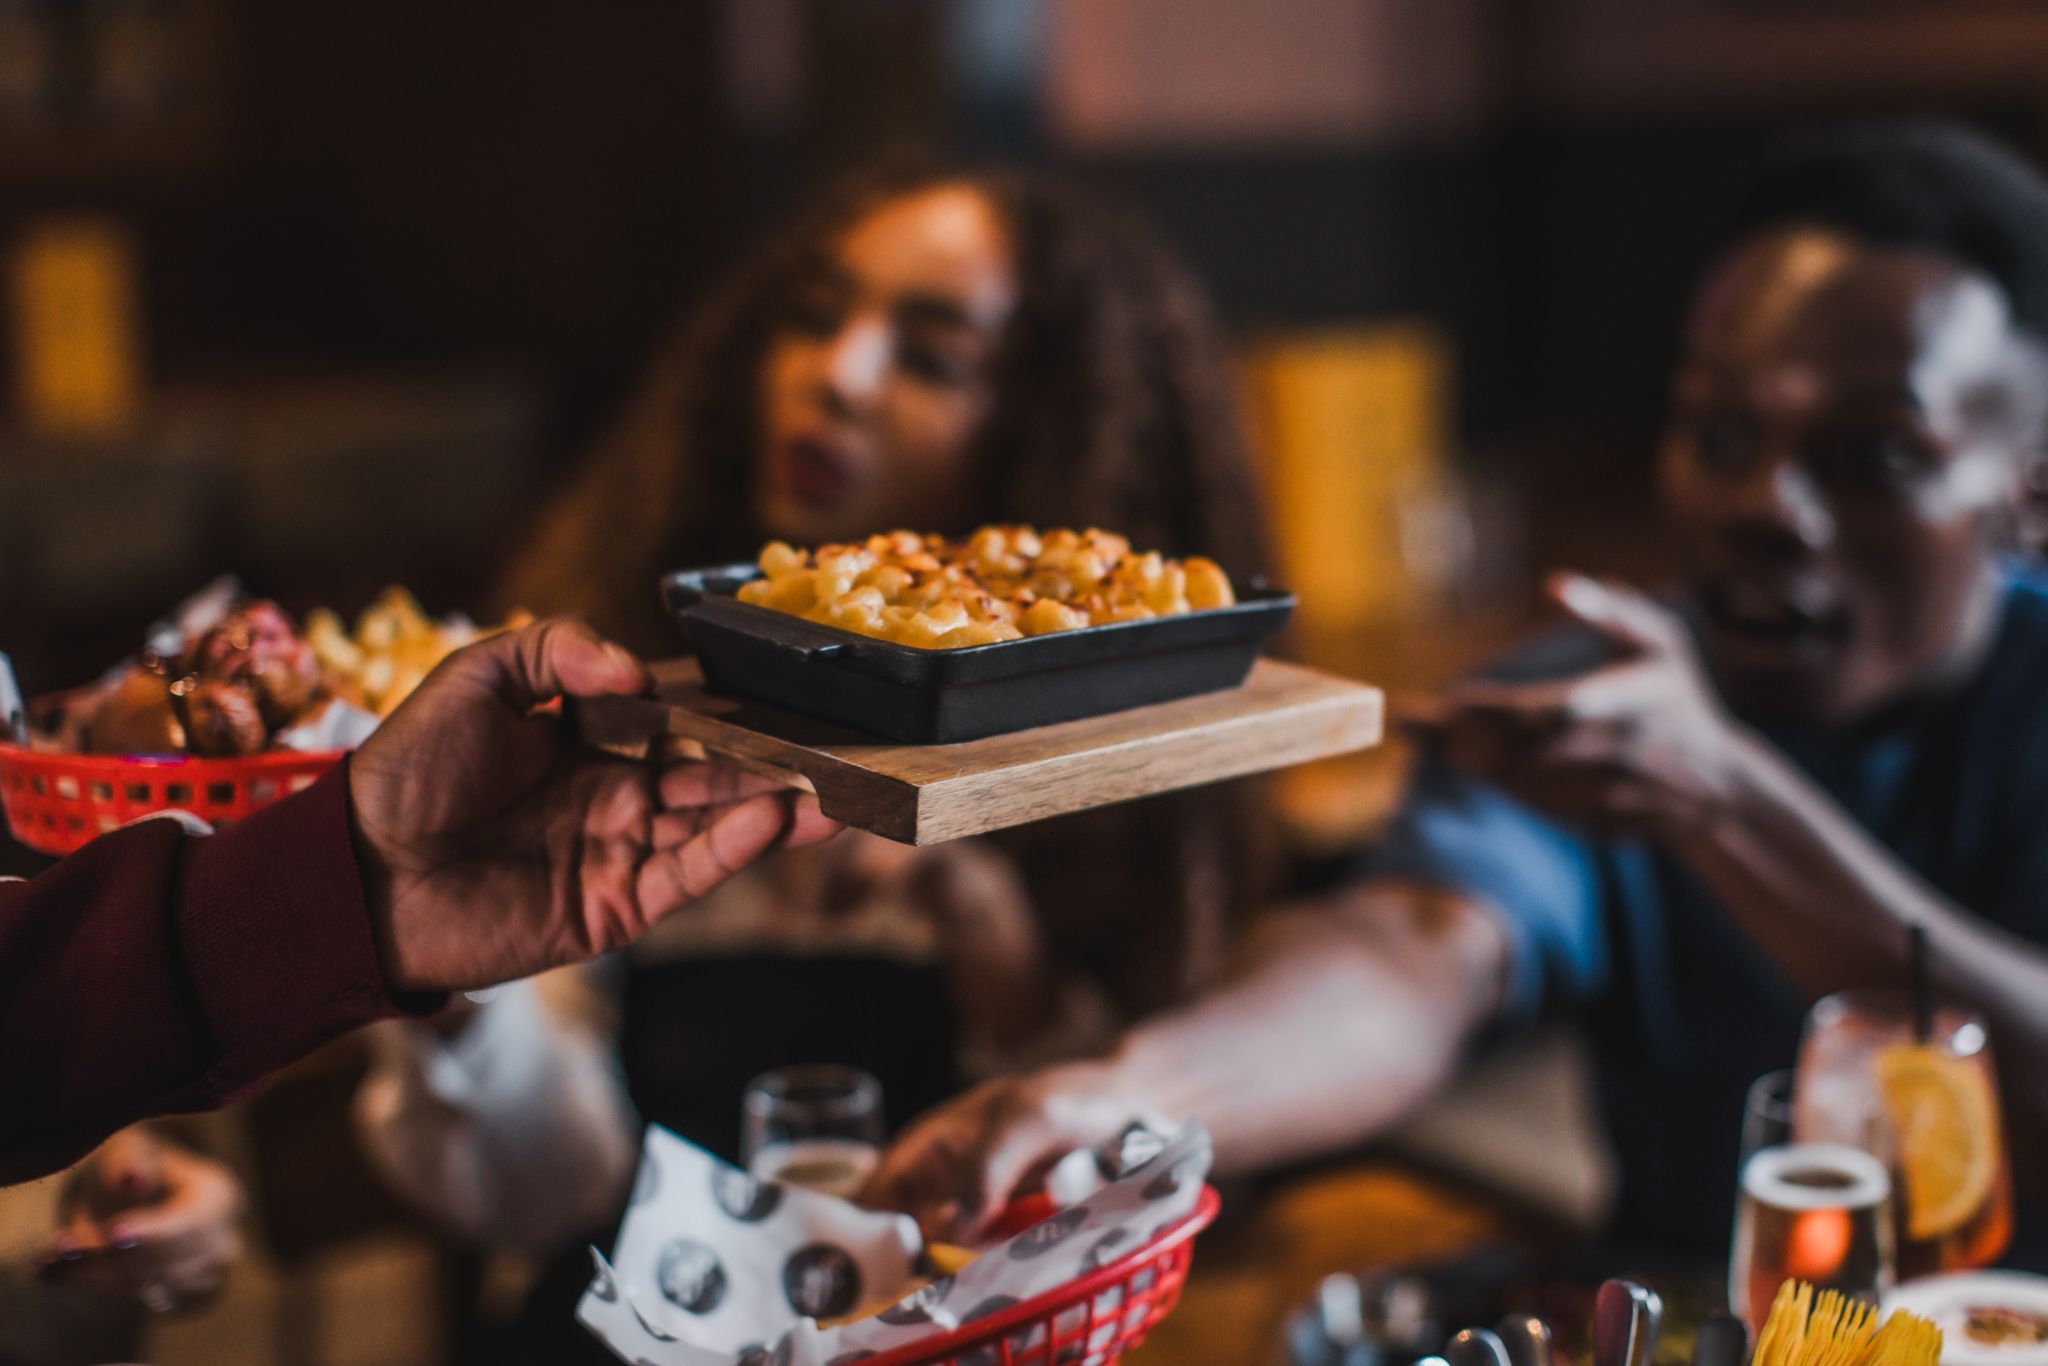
<box><xmin>1796</xmin><ymin>991</ymin><xmax>2012</xmax><ymax>1278</ymax></box>
<box><xmin>741</xmin><ymin>1064</ymin><xmax>884</xmax><ymax>1199</ymax></box>
<box><xmin>1730</xmin><ymin>1070</ymin><xmax>1895</xmax><ymax>1334</ymax></box>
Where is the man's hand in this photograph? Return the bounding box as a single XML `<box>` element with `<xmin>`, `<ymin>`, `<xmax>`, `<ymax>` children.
<box><xmin>1428</xmin><ymin>573</ymin><xmax>1762</xmax><ymax>839</ymax></box>
<box><xmin>350</xmin><ymin>618</ymin><xmax>841</xmax><ymax>992</ymax></box>
<box><xmin>41</xmin><ymin>1126</ymin><xmax>243</xmax><ymax>1312</ymax></box>
<box><xmin>861</xmin><ymin>1062</ymin><xmax>1161</xmax><ymax>1241</ymax></box>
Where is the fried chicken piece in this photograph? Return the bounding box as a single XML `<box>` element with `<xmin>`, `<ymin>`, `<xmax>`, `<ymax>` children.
<box><xmin>174</xmin><ymin>678</ymin><xmax>269</xmax><ymax>757</ymax></box>
<box><xmin>83</xmin><ymin>666</ymin><xmax>186</xmax><ymax>755</ymax></box>
<box><xmin>181</xmin><ymin>599</ymin><xmax>324</xmax><ymax>730</ymax></box>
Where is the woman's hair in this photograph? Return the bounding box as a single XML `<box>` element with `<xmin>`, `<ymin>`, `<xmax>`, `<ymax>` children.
<box><xmin>503</xmin><ymin>164</ymin><xmax>1277</xmax><ymax>1012</ymax></box>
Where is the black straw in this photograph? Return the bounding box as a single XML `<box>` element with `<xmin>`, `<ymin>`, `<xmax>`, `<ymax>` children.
<box><xmin>1910</xmin><ymin>923</ymin><xmax>1933</xmax><ymax>1043</ymax></box>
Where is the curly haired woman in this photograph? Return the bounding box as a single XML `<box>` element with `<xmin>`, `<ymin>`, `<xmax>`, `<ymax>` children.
<box><xmin>353</xmin><ymin>165</ymin><xmax>1277</xmax><ymax>1359</ymax></box>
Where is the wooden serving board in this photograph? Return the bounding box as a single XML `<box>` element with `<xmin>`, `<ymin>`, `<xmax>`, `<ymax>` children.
<box><xmin>576</xmin><ymin>657</ymin><xmax>1383</xmax><ymax>845</ymax></box>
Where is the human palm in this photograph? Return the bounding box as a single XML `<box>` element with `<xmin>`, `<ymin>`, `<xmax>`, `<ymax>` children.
<box><xmin>350</xmin><ymin>619</ymin><xmax>839</xmax><ymax>991</ymax></box>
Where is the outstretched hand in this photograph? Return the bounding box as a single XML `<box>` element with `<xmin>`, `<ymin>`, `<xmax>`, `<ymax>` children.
<box><xmin>41</xmin><ymin>1126</ymin><xmax>243</xmax><ymax>1313</ymax></box>
<box><xmin>349</xmin><ymin>617</ymin><xmax>841</xmax><ymax>992</ymax></box>
<box><xmin>862</xmin><ymin>1062</ymin><xmax>1155</xmax><ymax>1242</ymax></box>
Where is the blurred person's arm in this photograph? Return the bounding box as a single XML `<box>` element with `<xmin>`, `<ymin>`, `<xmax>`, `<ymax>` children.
<box><xmin>1675</xmin><ymin>743</ymin><xmax>2048</xmax><ymax>1186</ymax></box>
<box><xmin>0</xmin><ymin>619</ymin><xmax>837</xmax><ymax>1186</ymax></box>
<box><xmin>865</xmin><ymin>879</ymin><xmax>1511</xmax><ymax>1238</ymax></box>
<box><xmin>868</xmin><ymin>685</ymin><xmax>1610</xmax><ymax>1238</ymax></box>
<box><xmin>354</xmin><ymin>968</ymin><xmax>639</xmax><ymax>1253</ymax></box>
<box><xmin>1440</xmin><ymin>574</ymin><xmax>2048</xmax><ymax>1175</ymax></box>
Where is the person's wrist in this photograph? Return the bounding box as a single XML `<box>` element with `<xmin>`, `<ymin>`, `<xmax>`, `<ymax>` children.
<box><xmin>341</xmin><ymin>755</ymin><xmax>440</xmax><ymax>999</ymax></box>
<box><xmin>1089</xmin><ymin>1032</ymin><xmax>1181</xmax><ymax>1123</ymax></box>
<box><xmin>343</xmin><ymin>759</ymin><xmax>404</xmax><ymax>973</ymax></box>
<box><xmin>1672</xmin><ymin>720</ymin><xmax>1781</xmax><ymax>861</ymax></box>
<box><xmin>1721</xmin><ymin>721</ymin><xmax>1784</xmax><ymax>814</ymax></box>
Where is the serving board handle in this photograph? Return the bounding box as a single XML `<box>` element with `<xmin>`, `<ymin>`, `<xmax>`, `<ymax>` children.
<box><xmin>571</xmin><ymin>693</ymin><xmax>819</xmax><ymax>795</ymax></box>
<box><xmin>641</xmin><ymin>734</ymin><xmax>817</xmax><ymax>795</ymax></box>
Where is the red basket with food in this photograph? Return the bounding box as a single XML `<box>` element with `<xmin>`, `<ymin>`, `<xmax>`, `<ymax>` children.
<box><xmin>865</xmin><ymin>1186</ymin><xmax>1219</xmax><ymax>1366</ymax></box>
<box><xmin>0</xmin><ymin>587</ymin><xmax>526</xmax><ymax>856</ymax></box>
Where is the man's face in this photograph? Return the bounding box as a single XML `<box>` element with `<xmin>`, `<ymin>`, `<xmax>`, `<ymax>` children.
<box><xmin>1660</xmin><ymin>228</ymin><xmax>2046</xmax><ymax>724</ymax></box>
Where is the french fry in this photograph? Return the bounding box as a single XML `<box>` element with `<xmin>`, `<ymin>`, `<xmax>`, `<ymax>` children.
<box><xmin>318</xmin><ymin>587</ymin><xmax>529</xmax><ymax>716</ymax></box>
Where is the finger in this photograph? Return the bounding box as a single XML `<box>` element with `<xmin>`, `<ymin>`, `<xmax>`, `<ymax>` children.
<box><xmin>101</xmin><ymin>1203</ymin><xmax>205</xmax><ymax>1259</ymax></box>
<box><xmin>1451</xmin><ymin>661</ymin><xmax>1663</xmax><ymax>728</ymax></box>
<box><xmin>1547</xmin><ymin>572</ymin><xmax>1682</xmax><ymax>656</ymax></box>
<box><xmin>638</xmin><ymin>792</ymin><xmax>808</xmax><ymax>918</ymax></box>
<box><xmin>782</xmin><ymin>795</ymin><xmax>842</xmax><ymax>849</ymax></box>
<box><xmin>157</xmin><ymin>1233</ymin><xmax>240</xmax><ymax>1297</ymax></box>
<box><xmin>648</xmin><ymin>806</ymin><xmax>713</xmax><ymax>851</ymax></box>
<box><xmin>458</xmin><ymin>618</ymin><xmax>651</xmax><ymax>713</ymax></box>
<box><xmin>106</xmin><ymin>1161</ymin><xmax>241</xmax><ymax>1259</ymax></box>
<box><xmin>862</xmin><ymin>1085</ymin><xmax>1011</xmax><ymax>1227</ymax></box>
<box><xmin>1445</xmin><ymin>669</ymin><xmax>1591</xmax><ymax>725</ymax></box>
<box><xmin>58</xmin><ymin>1206</ymin><xmax>111</xmax><ymax>1251</ymax></box>
<box><xmin>92</xmin><ymin>1128</ymin><xmax>166</xmax><ymax>1206</ymax></box>
<box><xmin>48</xmin><ymin>1201</ymin><xmax>114</xmax><ymax>1263</ymax></box>
<box><xmin>964</xmin><ymin>1113</ymin><xmax>1068</xmax><ymax>1239</ymax></box>
<box><xmin>656</xmin><ymin>762</ymin><xmax>795</xmax><ymax>811</ymax></box>
<box><xmin>1532</xmin><ymin>723</ymin><xmax>1626</xmax><ymax>770</ymax></box>
<box><xmin>861</xmin><ymin>1120</ymin><xmax>960</xmax><ymax>1218</ymax></box>
<box><xmin>38</xmin><ymin>1230</ymin><xmax>105</xmax><ymax>1278</ymax></box>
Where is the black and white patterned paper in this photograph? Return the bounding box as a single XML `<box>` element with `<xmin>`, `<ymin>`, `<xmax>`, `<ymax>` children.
<box><xmin>577</xmin><ymin>1126</ymin><xmax>919</xmax><ymax>1366</ymax></box>
<box><xmin>578</xmin><ymin>1121</ymin><xmax>1212</xmax><ymax>1366</ymax></box>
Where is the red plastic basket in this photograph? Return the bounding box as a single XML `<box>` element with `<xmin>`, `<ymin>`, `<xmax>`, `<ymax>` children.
<box><xmin>0</xmin><ymin>742</ymin><xmax>343</xmax><ymax>855</ymax></box>
<box><xmin>860</xmin><ymin>1185</ymin><xmax>1219</xmax><ymax>1366</ymax></box>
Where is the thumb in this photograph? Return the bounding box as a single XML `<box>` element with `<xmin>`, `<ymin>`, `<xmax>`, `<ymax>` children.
<box><xmin>461</xmin><ymin>618</ymin><xmax>651</xmax><ymax>712</ymax></box>
<box><xmin>81</xmin><ymin>1128</ymin><xmax>165</xmax><ymax>1213</ymax></box>
<box><xmin>106</xmin><ymin>1151</ymin><xmax>240</xmax><ymax>1248</ymax></box>
<box><xmin>1546</xmin><ymin>572</ymin><xmax>1681</xmax><ymax>656</ymax></box>
<box><xmin>963</xmin><ymin>1114</ymin><xmax>1066</xmax><ymax>1239</ymax></box>
<box><xmin>94</xmin><ymin>1130</ymin><xmax>165</xmax><ymax>1204</ymax></box>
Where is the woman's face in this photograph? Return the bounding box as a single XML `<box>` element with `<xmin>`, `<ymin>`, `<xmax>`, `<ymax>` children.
<box><xmin>756</xmin><ymin>184</ymin><xmax>1018</xmax><ymax>545</ymax></box>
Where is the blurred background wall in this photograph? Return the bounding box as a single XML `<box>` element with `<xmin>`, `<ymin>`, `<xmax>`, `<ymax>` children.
<box><xmin>6</xmin><ymin>0</ymin><xmax>2048</xmax><ymax>691</ymax></box>
<box><xmin>7</xmin><ymin>6</ymin><xmax>2048</xmax><ymax>1362</ymax></box>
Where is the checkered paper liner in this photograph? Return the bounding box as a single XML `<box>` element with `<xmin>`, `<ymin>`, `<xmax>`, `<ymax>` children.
<box><xmin>577</xmin><ymin>1121</ymin><xmax>1213</xmax><ymax>1366</ymax></box>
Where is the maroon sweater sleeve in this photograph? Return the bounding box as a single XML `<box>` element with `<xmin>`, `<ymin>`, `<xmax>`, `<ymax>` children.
<box><xmin>0</xmin><ymin>762</ymin><xmax>440</xmax><ymax>1184</ymax></box>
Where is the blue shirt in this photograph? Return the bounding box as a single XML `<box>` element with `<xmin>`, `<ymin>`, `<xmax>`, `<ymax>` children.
<box><xmin>1362</xmin><ymin>566</ymin><xmax>2048</xmax><ymax>1260</ymax></box>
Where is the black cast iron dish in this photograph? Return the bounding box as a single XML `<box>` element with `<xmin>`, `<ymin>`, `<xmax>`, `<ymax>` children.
<box><xmin>663</xmin><ymin>564</ymin><xmax>1296</xmax><ymax>744</ymax></box>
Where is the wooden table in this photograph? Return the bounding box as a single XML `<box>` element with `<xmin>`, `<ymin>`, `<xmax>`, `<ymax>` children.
<box><xmin>1133</xmin><ymin>1162</ymin><xmax>1519</xmax><ymax>1366</ymax></box>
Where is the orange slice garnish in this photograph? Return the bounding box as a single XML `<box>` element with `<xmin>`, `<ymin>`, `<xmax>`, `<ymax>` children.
<box><xmin>1874</xmin><ymin>1042</ymin><xmax>2000</xmax><ymax>1240</ymax></box>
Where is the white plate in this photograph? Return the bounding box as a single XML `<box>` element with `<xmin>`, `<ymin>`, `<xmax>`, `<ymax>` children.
<box><xmin>1886</xmin><ymin>1272</ymin><xmax>2048</xmax><ymax>1366</ymax></box>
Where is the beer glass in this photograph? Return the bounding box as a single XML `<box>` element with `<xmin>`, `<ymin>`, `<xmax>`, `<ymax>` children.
<box><xmin>1730</xmin><ymin>1070</ymin><xmax>1895</xmax><ymax>1333</ymax></box>
<box><xmin>741</xmin><ymin>1064</ymin><xmax>884</xmax><ymax>1199</ymax></box>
